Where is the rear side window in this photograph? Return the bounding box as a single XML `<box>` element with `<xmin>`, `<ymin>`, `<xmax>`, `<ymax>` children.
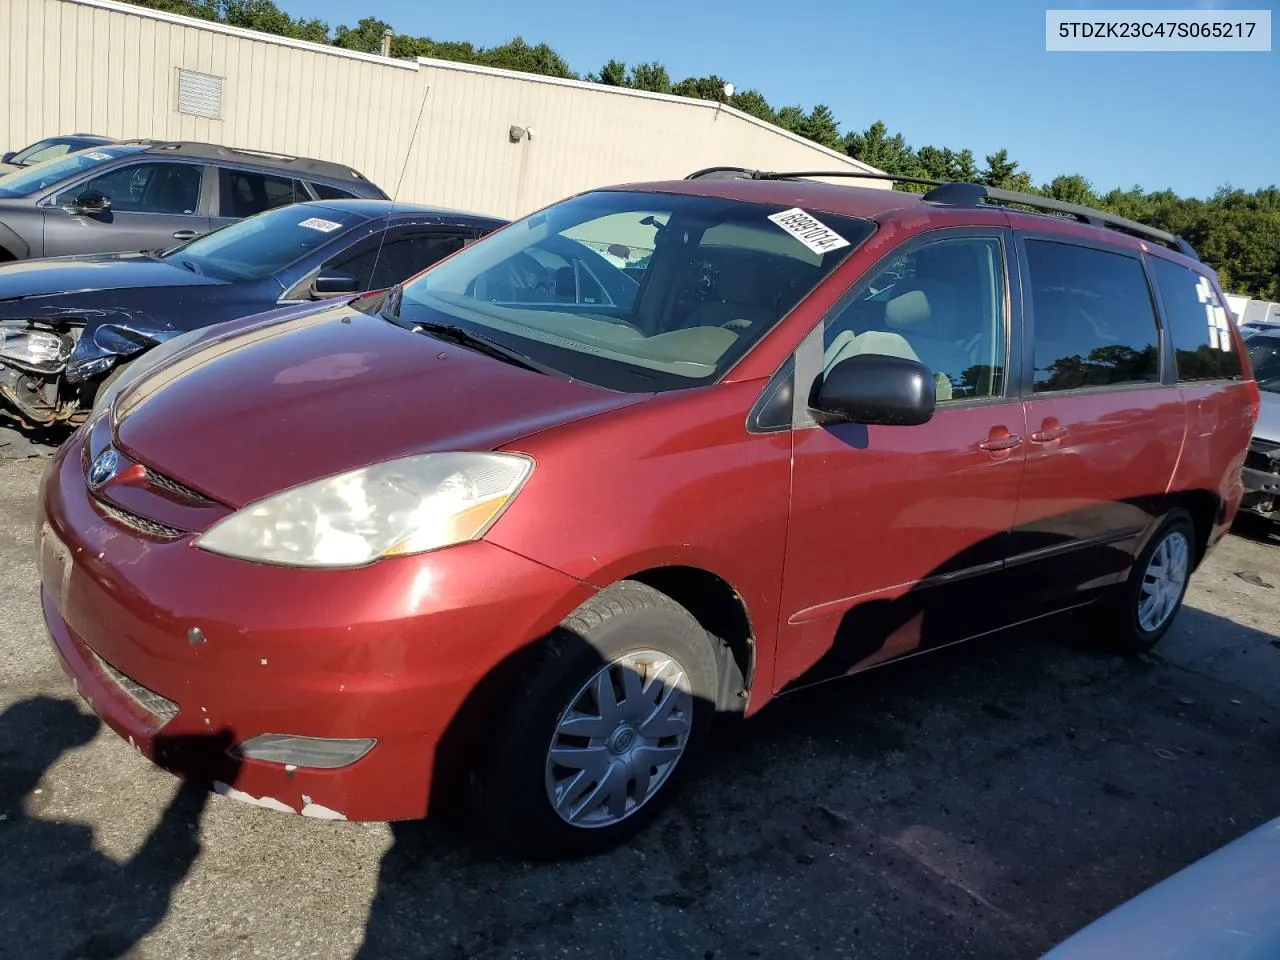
<box><xmin>1148</xmin><ymin>257</ymin><xmax>1242</xmax><ymax>381</ymax></box>
<box><xmin>309</xmin><ymin>181</ymin><xmax>357</xmax><ymax>200</ymax></box>
<box><xmin>218</xmin><ymin>169</ymin><xmax>303</xmax><ymax>218</ymax></box>
<box><xmin>1025</xmin><ymin>240</ymin><xmax>1160</xmax><ymax>392</ymax></box>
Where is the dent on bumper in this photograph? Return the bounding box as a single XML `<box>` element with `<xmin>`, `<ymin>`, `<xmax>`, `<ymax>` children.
<box><xmin>38</xmin><ymin>439</ymin><xmax>593</xmax><ymax>821</ymax></box>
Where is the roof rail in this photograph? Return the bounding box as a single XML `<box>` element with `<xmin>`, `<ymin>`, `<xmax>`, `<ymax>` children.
<box><xmin>133</xmin><ymin>140</ymin><xmax>372</xmax><ymax>182</ymax></box>
<box><xmin>702</xmin><ymin>168</ymin><xmax>1198</xmax><ymax>260</ymax></box>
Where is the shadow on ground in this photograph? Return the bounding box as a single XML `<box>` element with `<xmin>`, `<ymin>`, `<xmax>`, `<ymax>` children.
<box><xmin>351</xmin><ymin>606</ymin><xmax>1280</xmax><ymax>959</ymax></box>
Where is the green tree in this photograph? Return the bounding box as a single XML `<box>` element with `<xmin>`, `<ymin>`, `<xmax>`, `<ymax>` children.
<box><xmin>981</xmin><ymin>149</ymin><xmax>1034</xmax><ymax>192</ymax></box>
<box><xmin>627</xmin><ymin>62</ymin><xmax>672</xmax><ymax>93</ymax></box>
<box><xmin>333</xmin><ymin>16</ymin><xmax>391</xmax><ymax>53</ymax></box>
<box><xmin>774</xmin><ymin>105</ymin><xmax>808</xmax><ymax>135</ymax></box>
<box><xmin>802</xmin><ymin>104</ymin><xmax>843</xmax><ymax>151</ymax></box>
<box><xmin>1044</xmin><ymin>174</ymin><xmax>1096</xmax><ymax>206</ymax></box>
<box><xmin>597</xmin><ymin>58</ymin><xmax>627</xmax><ymax>86</ymax></box>
<box><xmin>728</xmin><ymin>88</ymin><xmax>774</xmax><ymax>121</ymax></box>
<box><xmin>844</xmin><ymin>121</ymin><xmax>917</xmax><ymax>176</ymax></box>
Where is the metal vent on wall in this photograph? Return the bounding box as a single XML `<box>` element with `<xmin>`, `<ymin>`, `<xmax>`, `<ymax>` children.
<box><xmin>177</xmin><ymin>68</ymin><xmax>223</xmax><ymax>120</ymax></box>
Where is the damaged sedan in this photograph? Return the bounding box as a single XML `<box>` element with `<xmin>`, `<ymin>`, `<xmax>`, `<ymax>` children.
<box><xmin>0</xmin><ymin>199</ymin><xmax>506</xmax><ymax>428</ymax></box>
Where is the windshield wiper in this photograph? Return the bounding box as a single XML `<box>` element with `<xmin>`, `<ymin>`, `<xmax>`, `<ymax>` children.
<box><xmin>407</xmin><ymin>320</ymin><xmax>562</xmax><ymax>378</ymax></box>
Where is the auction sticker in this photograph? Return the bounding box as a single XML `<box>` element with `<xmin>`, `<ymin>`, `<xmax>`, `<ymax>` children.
<box><xmin>298</xmin><ymin>217</ymin><xmax>343</xmax><ymax>232</ymax></box>
<box><xmin>767</xmin><ymin>207</ymin><xmax>850</xmax><ymax>255</ymax></box>
<box><xmin>85</xmin><ymin>152</ymin><xmax>113</xmax><ymax>161</ymax></box>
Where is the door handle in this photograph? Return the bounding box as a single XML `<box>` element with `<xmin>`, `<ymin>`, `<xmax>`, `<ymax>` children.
<box><xmin>172</xmin><ymin>230</ymin><xmax>198</xmax><ymax>240</ymax></box>
<box><xmin>979</xmin><ymin>434</ymin><xmax>1023</xmax><ymax>452</ymax></box>
<box><xmin>979</xmin><ymin>426</ymin><xmax>1023</xmax><ymax>452</ymax></box>
<box><xmin>1030</xmin><ymin>426</ymin><xmax>1067</xmax><ymax>443</ymax></box>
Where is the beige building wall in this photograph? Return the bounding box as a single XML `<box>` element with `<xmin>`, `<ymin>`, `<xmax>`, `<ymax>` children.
<box><xmin>2</xmin><ymin>0</ymin><xmax>886</xmax><ymax>220</ymax></box>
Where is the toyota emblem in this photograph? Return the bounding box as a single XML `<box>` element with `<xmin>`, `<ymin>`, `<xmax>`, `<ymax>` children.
<box><xmin>87</xmin><ymin>448</ymin><xmax>121</xmax><ymax>489</ymax></box>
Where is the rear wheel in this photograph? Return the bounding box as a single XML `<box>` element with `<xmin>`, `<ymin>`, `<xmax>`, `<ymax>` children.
<box><xmin>476</xmin><ymin>580</ymin><xmax>718</xmax><ymax>860</ymax></box>
<box><xmin>1101</xmin><ymin>509</ymin><xmax>1196</xmax><ymax>656</ymax></box>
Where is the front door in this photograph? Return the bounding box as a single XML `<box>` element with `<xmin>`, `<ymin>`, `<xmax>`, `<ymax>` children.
<box><xmin>1003</xmin><ymin>236</ymin><xmax>1186</xmax><ymax>617</ymax></box>
<box><xmin>775</xmin><ymin>231</ymin><xmax>1027</xmax><ymax>693</ymax></box>
<box><xmin>44</xmin><ymin>161</ymin><xmax>211</xmax><ymax>256</ymax></box>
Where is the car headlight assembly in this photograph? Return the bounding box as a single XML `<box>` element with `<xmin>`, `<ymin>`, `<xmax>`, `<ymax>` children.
<box><xmin>194</xmin><ymin>452</ymin><xmax>534</xmax><ymax>568</ymax></box>
<box><xmin>0</xmin><ymin>322</ymin><xmax>70</xmax><ymax>374</ymax></box>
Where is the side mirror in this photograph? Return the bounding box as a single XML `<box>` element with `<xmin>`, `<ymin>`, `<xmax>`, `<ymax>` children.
<box><xmin>1</xmin><ymin>152</ymin><xmax>15</xmax><ymax>164</ymax></box>
<box><xmin>810</xmin><ymin>353</ymin><xmax>936</xmax><ymax>426</ymax></box>
<box><xmin>68</xmin><ymin>191</ymin><xmax>112</xmax><ymax>215</ymax></box>
<box><xmin>312</xmin><ymin>270</ymin><xmax>359</xmax><ymax>298</ymax></box>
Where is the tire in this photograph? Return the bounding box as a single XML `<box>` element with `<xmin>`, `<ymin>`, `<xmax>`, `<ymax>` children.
<box><xmin>475</xmin><ymin>580</ymin><xmax>718</xmax><ymax>860</ymax></box>
<box><xmin>1101</xmin><ymin>509</ymin><xmax>1197</xmax><ymax>656</ymax></box>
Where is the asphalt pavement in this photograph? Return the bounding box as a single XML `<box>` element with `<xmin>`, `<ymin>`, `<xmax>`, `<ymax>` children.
<box><xmin>2</xmin><ymin>441</ymin><xmax>1279</xmax><ymax>960</ymax></box>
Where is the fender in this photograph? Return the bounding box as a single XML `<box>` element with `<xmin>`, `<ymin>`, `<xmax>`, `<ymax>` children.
<box><xmin>0</xmin><ymin>221</ymin><xmax>30</xmax><ymax>260</ymax></box>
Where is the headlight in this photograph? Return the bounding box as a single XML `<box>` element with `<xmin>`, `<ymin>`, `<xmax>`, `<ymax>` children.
<box><xmin>90</xmin><ymin>327</ymin><xmax>208</xmax><ymax>417</ymax></box>
<box><xmin>0</xmin><ymin>322</ymin><xmax>70</xmax><ymax>374</ymax></box>
<box><xmin>195</xmin><ymin>452</ymin><xmax>534</xmax><ymax>568</ymax></box>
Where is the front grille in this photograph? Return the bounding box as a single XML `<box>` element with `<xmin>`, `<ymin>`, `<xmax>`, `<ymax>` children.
<box><xmin>1246</xmin><ymin>439</ymin><xmax>1280</xmax><ymax>474</ymax></box>
<box><xmin>96</xmin><ymin>500</ymin><xmax>184</xmax><ymax>540</ymax></box>
<box><xmin>144</xmin><ymin>467</ymin><xmax>211</xmax><ymax>503</ymax></box>
<box><xmin>90</xmin><ymin>650</ymin><xmax>179</xmax><ymax>724</ymax></box>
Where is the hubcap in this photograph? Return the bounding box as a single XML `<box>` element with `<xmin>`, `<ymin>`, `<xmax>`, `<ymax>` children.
<box><xmin>545</xmin><ymin>650</ymin><xmax>694</xmax><ymax>828</ymax></box>
<box><xmin>1138</xmin><ymin>530</ymin><xmax>1190</xmax><ymax>633</ymax></box>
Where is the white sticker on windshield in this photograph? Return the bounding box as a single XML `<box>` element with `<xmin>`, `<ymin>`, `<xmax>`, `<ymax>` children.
<box><xmin>767</xmin><ymin>207</ymin><xmax>850</xmax><ymax>255</ymax></box>
<box><xmin>298</xmin><ymin>217</ymin><xmax>343</xmax><ymax>233</ymax></box>
<box><xmin>85</xmin><ymin>151</ymin><xmax>112</xmax><ymax>161</ymax></box>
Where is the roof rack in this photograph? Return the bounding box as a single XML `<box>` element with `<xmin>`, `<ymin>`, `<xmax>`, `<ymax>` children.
<box><xmin>119</xmin><ymin>140</ymin><xmax>371</xmax><ymax>182</ymax></box>
<box><xmin>685</xmin><ymin>167</ymin><xmax>1198</xmax><ymax>260</ymax></box>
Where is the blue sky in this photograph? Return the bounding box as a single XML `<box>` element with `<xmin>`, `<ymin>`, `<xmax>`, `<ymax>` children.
<box><xmin>282</xmin><ymin>0</ymin><xmax>1277</xmax><ymax>198</ymax></box>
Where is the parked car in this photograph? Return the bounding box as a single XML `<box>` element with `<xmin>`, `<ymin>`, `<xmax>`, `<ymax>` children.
<box><xmin>36</xmin><ymin>171</ymin><xmax>1258</xmax><ymax>859</ymax></box>
<box><xmin>1</xmin><ymin>133</ymin><xmax>115</xmax><ymax>174</ymax></box>
<box><xmin>0</xmin><ymin>199</ymin><xmax>506</xmax><ymax>428</ymax></box>
<box><xmin>1041</xmin><ymin>814</ymin><xmax>1280</xmax><ymax>959</ymax></box>
<box><xmin>1241</xmin><ymin>330</ymin><xmax>1280</xmax><ymax>520</ymax></box>
<box><xmin>0</xmin><ymin>140</ymin><xmax>387</xmax><ymax>262</ymax></box>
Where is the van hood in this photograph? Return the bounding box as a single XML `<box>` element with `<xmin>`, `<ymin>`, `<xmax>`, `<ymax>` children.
<box><xmin>0</xmin><ymin>252</ymin><xmax>223</xmax><ymax>301</ymax></box>
<box><xmin>113</xmin><ymin>305</ymin><xmax>647</xmax><ymax>506</ymax></box>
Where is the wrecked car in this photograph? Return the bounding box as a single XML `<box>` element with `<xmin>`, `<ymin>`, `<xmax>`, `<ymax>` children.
<box><xmin>0</xmin><ymin>199</ymin><xmax>506</xmax><ymax>427</ymax></box>
<box><xmin>1241</xmin><ymin>330</ymin><xmax>1280</xmax><ymax>520</ymax></box>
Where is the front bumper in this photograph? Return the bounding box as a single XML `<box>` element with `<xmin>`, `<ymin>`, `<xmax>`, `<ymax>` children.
<box><xmin>37</xmin><ymin>432</ymin><xmax>591</xmax><ymax>821</ymax></box>
<box><xmin>1240</xmin><ymin>437</ymin><xmax>1280</xmax><ymax>515</ymax></box>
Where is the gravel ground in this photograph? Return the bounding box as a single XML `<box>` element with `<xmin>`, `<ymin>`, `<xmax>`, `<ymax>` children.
<box><xmin>1</xmin><ymin>445</ymin><xmax>1278</xmax><ymax>960</ymax></box>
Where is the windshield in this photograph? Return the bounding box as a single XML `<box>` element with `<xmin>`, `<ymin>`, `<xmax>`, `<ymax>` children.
<box><xmin>390</xmin><ymin>190</ymin><xmax>874</xmax><ymax>391</ymax></box>
<box><xmin>163</xmin><ymin>204</ymin><xmax>367</xmax><ymax>281</ymax></box>
<box><xmin>1248</xmin><ymin>335</ymin><xmax>1280</xmax><ymax>394</ymax></box>
<box><xmin>0</xmin><ymin>144</ymin><xmax>144</xmax><ymax>198</ymax></box>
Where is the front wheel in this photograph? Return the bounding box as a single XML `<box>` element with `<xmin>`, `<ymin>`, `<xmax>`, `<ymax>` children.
<box><xmin>1102</xmin><ymin>509</ymin><xmax>1196</xmax><ymax>656</ymax></box>
<box><xmin>476</xmin><ymin>580</ymin><xmax>718</xmax><ymax>860</ymax></box>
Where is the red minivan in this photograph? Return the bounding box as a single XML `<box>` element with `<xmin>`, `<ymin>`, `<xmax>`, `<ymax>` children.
<box><xmin>36</xmin><ymin>172</ymin><xmax>1259</xmax><ymax>857</ymax></box>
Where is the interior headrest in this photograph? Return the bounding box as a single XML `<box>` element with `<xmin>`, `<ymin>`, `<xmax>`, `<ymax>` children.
<box><xmin>884</xmin><ymin>281</ymin><xmax>959</xmax><ymax>339</ymax></box>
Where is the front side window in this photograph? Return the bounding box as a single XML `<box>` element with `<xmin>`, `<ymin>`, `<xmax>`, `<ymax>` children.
<box><xmin>389</xmin><ymin>190</ymin><xmax>874</xmax><ymax>392</ymax></box>
<box><xmin>1148</xmin><ymin>256</ymin><xmax>1243</xmax><ymax>382</ymax></box>
<box><xmin>218</xmin><ymin>169</ymin><xmax>302</xmax><ymax>218</ymax></box>
<box><xmin>327</xmin><ymin>228</ymin><xmax>470</xmax><ymax>291</ymax></box>
<box><xmin>0</xmin><ymin>145</ymin><xmax>145</xmax><ymax>198</ymax></box>
<box><xmin>1026</xmin><ymin>240</ymin><xmax>1160</xmax><ymax>392</ymax></box>
<box><xmin>69</xmin><ymin>161</ymin><xmax>203</xmax><ymax>215</ymax></box>
<box><xmin>162</xmin><ymin>203</ymin><xmax>365</xmax><ymax>281</ymax></box>
<box><xmin>821</xmin><ymin>235</ymin><xmax>1007</xmax><ymax>403</ymax></box>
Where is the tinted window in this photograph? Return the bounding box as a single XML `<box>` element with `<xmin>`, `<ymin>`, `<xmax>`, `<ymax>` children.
<box><xmin>327</xmin><ymin>228</ymin><xmax>471</xmax><ymax>291</ymax></box>
<box><xmin>1247</xmin><ymin>335</ymin><xmax>1280</xmax><ymax>395</ymax></box>
<box><xmin>74</xmin><ymin>162</ymin><xmax>203</xmax><ymax>215</ymax></box>
<box><xmin>310</xmin><ymin>181</ymin><xmax>357</xmax><ymax>200</ymax></box>
<box><xmin>392</xmin><ymin>190</ymin><xmax>874</xmax><ymax>392</ymax></box>
<box><xmin>164</xmin><ymin>204</ymin><xmax>364</xmax><ymax>281</ymax></box>
<box><xmin>1149</xmin><ymin>257</ymin><xmax>1243</xmax><ymax>381</ymax></box>
<box><xmin>218</xmin><ymin>169</ymin><xmax>302</xmax><ymax>218</ymax></box>
<box><xmin>13</xmin><ymin>139</ymin><xmax>73</xmax><ymax>166</ymax></box>
<box><xmin>1026</xmin><ymin>240</ymin><xmax>1160</xmax><ymax>392</ymax></box>
<box><xmin>822</xmin><ymin>236</ymin><xmax>1007</xmax><ymax>403</ymax></box>
<box><xmin>0</xmin><ymin>145</ymin><xmax>145</xmax><ymax>197</ymax></box>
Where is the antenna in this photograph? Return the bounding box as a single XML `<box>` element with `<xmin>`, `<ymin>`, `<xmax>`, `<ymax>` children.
<box><xmin>367</xmin><ymin>84</ymin><xmax>431</xmax><ymax>295</ymax></box>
